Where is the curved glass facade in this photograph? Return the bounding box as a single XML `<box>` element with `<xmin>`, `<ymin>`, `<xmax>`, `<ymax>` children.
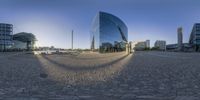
<box><xmin>13</xmin><ymin>32</ymin><xmax>36</xmax><ymax>50</ymax></box>
<box><xmin>0</xmin><ymin>23</ymin><xmax>13</xmax><ymax>51</ymax></box>
<box><xmin>189</xmin><ymin>23</ymin><xmax>200</xmax><ymax>51</ymax></box>
<box><xmin>91</xmin><ymin>12</ymin><xmax>128</xmax><ymax>53</ymax></box>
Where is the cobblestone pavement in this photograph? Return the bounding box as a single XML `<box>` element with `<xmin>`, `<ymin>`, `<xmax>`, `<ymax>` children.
<box><xmin>0</xmin><ymin>51</ymin><xmax>200</xmax><ymax>100</ymax></box>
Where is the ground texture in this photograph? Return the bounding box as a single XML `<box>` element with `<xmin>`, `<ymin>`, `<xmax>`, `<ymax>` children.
<box><xmin>0</xmin><ymin>51</ymin><xmax>200</xmax><ymax>100</ymax></box>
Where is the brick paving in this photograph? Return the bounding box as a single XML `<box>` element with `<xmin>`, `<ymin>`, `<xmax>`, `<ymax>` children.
<box><xmin>0</xmin><ymin>51</ymin><xmax>200</xmax><ymax>100</ymax></box>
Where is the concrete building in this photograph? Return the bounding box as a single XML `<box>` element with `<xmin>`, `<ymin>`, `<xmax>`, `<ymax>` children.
<box><xmin>189</xmin><ymin>23</ymin><xmax>200</xmax><ymax>52</ymax></box>
<box><xmin>154</xmin><ymin>40</ymin><xmax>166</xmax><ymax>51</ymax></box>
<box><xmin>90</xmin><ymin>11</ymin><xmax>128</xmax><ymax>53</ymax></box>
<box><xmin>0</xmin><ymin>23</ymin><xmax>13</xmax><ymax>51</ymax></box>
<box><xmin>132</xmin><ymin>41</ymin><xmax>146</xmax><ymax>51</ymax></box>
<box><xmin>166</xmin><ymin>43</ymin><xmax>193</xmax><ymax>52</ymax></box>
<box><xmin>131</xmin><ymin>40</ymin><xmax>150</xmax><ymax>51</ymax></box>
<box><xmin>177</xmin><ymin>27</ymin><xmax>183</xmax><ymax>51</ymax></box>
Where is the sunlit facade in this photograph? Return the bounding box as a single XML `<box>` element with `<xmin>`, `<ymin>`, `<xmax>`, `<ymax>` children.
<box><xmin>91</xmin><ymin>11</ymin><xmax>128</xmax><ymax>53</ymax></box>
<box><xmin>131</xmin><ymin>40</ymin><xmax>150</xmax><ymax>51</ymax></box>
<box><xmin>0</xmin><ymin>23</ymin><xmax>13</xmax><ymax>51</ymax></box>
<box><xmin>189</xmin><ymin>23</ymin><xmax>200</xmax><ymax>51</ymax></box>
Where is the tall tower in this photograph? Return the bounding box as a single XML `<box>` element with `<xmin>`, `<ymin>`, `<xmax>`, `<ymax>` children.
<box><xmin>145</xmin><ymin>40</ymin><xmax>150</xmax><ymax>48</ymax></box>
<box><xmin>72</xmin><ymin>30</ymin><xmax>74</xmax><ymax>50</ymax></box>
<box><xmin>177</xmin><ymin>27</ymin><xmax>183</xmax><ymax>51</ymax></box>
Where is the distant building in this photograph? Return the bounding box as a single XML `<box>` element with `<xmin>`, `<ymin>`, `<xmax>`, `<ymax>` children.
<box><xmin>177</xmin><ymin>27</ymin><xmax>183</xmax><ymax>51</ymax></box>
<box><xmin>38</xmin><ymin>47</ymin><xmax>50</xmax><ymax>51</ymax></box>
<box><xmin>12</xmin><ymin>40</ymin><xmax>27</xmax><ymax>49</ymax></box>
<box><xmin>12</xmin><ymin>32</ymin><xmax>36</xmax><ymax>50</ymax></box>
<box><xmin>154</xmin><ymin>40</ymin><xmax>166</xmax><ymax>51</ymax></box>
<box><xmin>166</xmin><ymin>43</ymin><xmax>193</xmax><ymax>52</ymax></box>
<box><xmin>90</xmin><ymin>11</ymin><xmax>128</xmax><ymax>53</ymax></box>
<box><xmin>189</xmin><ymin>23</ymin><xmax>200</xmax><ymax>52</ymax></box>
<box><xmin>133</xmin><ymin>41</ymin><xmax>146</xmax><ymax>50</ymax></box>
<box><xmin>166</xmin><ymin>44</ymin><xmax>178</xmax><ymax>50</ymax></box>
<box><xmin>131</xmin><ymin>40</ymin><xmax>150</xmax><ymax>51</ymax></box>
<box><xmin>0</xmin><ymin>23</ymin><xmax>13</xmax><ymax>51</ymax></box>
<box><xmin>146</xmin><ymin>40</ymin><xmax>150</xmax><ymax>48</ymax></box>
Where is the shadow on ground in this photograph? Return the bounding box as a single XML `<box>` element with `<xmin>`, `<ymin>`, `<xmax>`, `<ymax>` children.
<box><xmin>1</xmin><ymin>51</ymin><xmax>200</xmax><ymax>100</ymax></box>
<box><xmin>41</xmin><ymin>53</ymin><xmax>128</xmax><ymax>71</ymax></box>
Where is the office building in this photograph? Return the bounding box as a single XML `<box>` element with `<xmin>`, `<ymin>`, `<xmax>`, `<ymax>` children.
<box><xmin>0</xmin><ymin>23</ymin><xmax>13</xmax><ymax>51</ymax></box>
<box><xmin>189</xmin><ymin>23</ymin><xmax>200</xmax><ymax>52</ymax></box>
<box><xmin>154</xmin><ymin>40</ymin><xmax>166</xmax><ymax>51</ymax></box>
<box><xmin>13</xmin><ymin>32</ymin><xmax>36</xmax><ymax>50</ymax></box>
<box><xmin>90</xmin><ymin>11</ymin><xmax>128</xmax><ymax>53</ymax></box>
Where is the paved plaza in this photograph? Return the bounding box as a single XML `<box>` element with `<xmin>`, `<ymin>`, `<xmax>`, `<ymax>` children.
<box><xmin>0</xmin><ymin>51</ymin><xmax>200</xmax><ymax>100</ymax></box>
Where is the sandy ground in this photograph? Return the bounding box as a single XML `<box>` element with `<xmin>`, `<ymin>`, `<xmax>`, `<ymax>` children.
<box><xmin>0</xmin><ymin>51</ymin><xmax>200</xmax><ymax>100</ymax></box>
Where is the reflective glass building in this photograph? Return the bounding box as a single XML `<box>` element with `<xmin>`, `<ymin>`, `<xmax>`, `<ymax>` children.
<box><xmin>90</xmin><ymin>12</ymin><xmax>128</xmax><ymax>53</ymax></box>
<box><xmin>0</xmin><ymin>23</ymin><xmax>13</xmax><ymax>51</ymax></box>
<box><xmin>189</xmin><ymin>23</ymin><xmax>200</xmax><ymax>51</ymax></box>
<box><xmin>13</xmin><ymin>32</ymin><xmax>37</xmax><ymax>50</ymax></box>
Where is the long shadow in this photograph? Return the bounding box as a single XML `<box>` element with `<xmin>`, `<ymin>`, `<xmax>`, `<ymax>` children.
<box><xmin>54</xmin><ymin>52</ymin><xmax>126</xmax><ymax>60</ymax></box>
<box><xmin>1</xmin><ymin>52</ymin><xmax>139</xmax><ymax>98</ymax></box>
<box><xmin>41</xmin><ymin>54</ymin><xmax>129</xmax><ymax>71</ymax></box>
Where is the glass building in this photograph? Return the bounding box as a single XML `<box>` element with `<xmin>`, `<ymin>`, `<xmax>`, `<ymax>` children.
<box><xmin>189</xmin><ymin>23</ymin><xmax>200</xmax><ymax>51</ymax></box>
<box><xmin>0</xmin><ymin>23</ymin><xmax>13</xmax><ymax>51</ymax></box>
<box><xmin>90</xmin><ymin>11</ymin><xmax>128</xmax><ymax>53</ymax></box>
<box><xmin>13</xmin><ymin>32</ymin><xmax>36</xmax><ymax>50</ymax></box>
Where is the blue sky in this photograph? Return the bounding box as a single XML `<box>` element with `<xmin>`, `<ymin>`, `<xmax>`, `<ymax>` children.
<box><xmin>0</xmin><ymin>0</ymin><xmax>200</xmax><ymax>48</ymax></box>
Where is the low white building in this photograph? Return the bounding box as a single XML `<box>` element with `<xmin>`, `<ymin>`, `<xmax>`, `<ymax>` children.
<box><xmin>131</xmin><ymin>40</ymin><xmax>150</xmax><ymax>51</ymax></box>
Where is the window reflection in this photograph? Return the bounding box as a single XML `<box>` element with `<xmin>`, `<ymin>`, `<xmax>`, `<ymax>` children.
<box><xmin>91</xmin><ymin>12</ymin><xmax>128</xmax><ymax>53</ymax></box>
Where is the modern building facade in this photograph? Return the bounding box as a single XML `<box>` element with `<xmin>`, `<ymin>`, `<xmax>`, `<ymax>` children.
<box><xmin>166</xmin><ymin>44</ymin><xmax>178</xmax><ymax>50</ymax></box>
<box><xmin>0</xmin><ymin>23</ymin><xmax>13</xmax><ymax>51</ymax></box>
<box><xmin>13</xmin><ymin>32</ymin><xmax>36</xmax><ymax>50</ymax></box>
<box><xmin>177</xmin><ymin>27</ymin><xmax>183</xmax><ymax>51</ymax></box>
<box><xmin>154</xmin><ymin>40</ymin><xmax>166</xmax><ymax>51</ymax></box>
<box><xmin>166</xmin><ymin>43</ymin><xmax>193</xmax><ymax>52</ymax></box>
<box><xmin>12</xmin><ymin>40</ymin><xmax>27</xmax><ymax>50</ymax></box>
<box><xmin>189</xmin><ymin>23</ymin><xmax>200</xmax><ymax>52</ymax></box>
<box><xmin>90</xmin><ymin>11</ymin><xmax>128</xmax><ymax>53</ymax></box>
